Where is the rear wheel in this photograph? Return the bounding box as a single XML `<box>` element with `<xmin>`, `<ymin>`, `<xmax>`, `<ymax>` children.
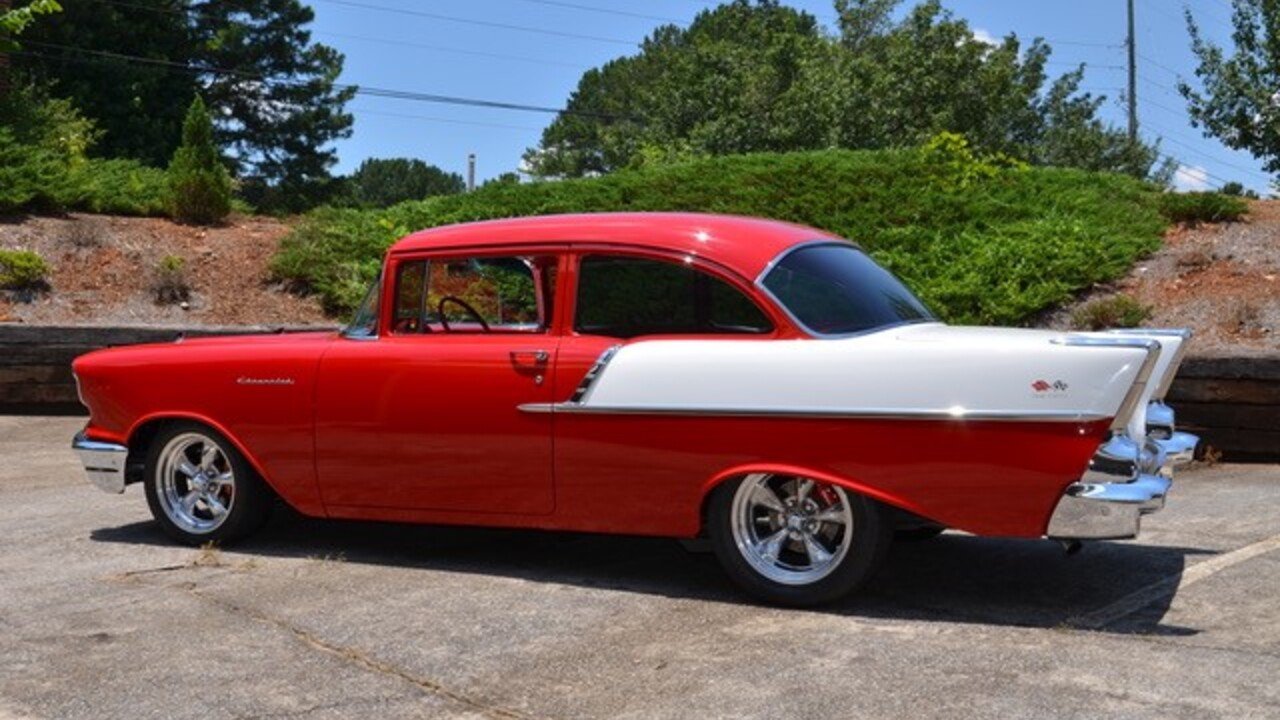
<box><xmin>708</xmin><ymin>473</ymin><xmax>891</xmax><ymax>607</ymax></box>
<box><xmin>143</xmin><ymin>421</ymin><xmax>272</xmax><ymax>545</ymax></box>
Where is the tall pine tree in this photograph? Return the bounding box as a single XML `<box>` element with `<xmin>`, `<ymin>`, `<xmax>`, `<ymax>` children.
<box><xmin>192</xmin><ymin>0</ymin><xmax>355</xmax><ymax>212</ymax></box>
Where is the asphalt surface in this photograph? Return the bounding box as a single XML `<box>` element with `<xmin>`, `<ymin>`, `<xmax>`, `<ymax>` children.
<box><xmin>2</xmin><ymin>415</ymin><xmax>1279</xmax><ymax>719</ymax></box>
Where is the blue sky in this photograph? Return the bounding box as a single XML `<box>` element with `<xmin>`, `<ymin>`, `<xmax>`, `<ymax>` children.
<box><xmin>307</xmin><ymin>0</ymin><xmax>1271</xmax><ymax>193</ymax></box>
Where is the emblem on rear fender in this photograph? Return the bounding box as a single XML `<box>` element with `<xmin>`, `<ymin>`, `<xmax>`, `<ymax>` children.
<box><xmin>1031</xmin><ymin>379</ymin><xmax>1069</xmax><ymax>393</ymax></box>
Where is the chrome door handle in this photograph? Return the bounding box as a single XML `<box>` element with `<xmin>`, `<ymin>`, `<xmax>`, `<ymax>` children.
<box><xmin>510</xmin><ymin>349</ymin><xmax>550</xmax><ymax>366</ymax></box>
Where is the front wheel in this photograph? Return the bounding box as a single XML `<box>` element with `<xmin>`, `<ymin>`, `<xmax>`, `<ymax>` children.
<box><xmin>143</xmin><ymin>421</ymin><xmax>273</xmax><ymax>545</ymax></box>
<box><xmin>708</xmin><ymin>473</ymin><xmax>891</xmax><ymax>607</ymax></box>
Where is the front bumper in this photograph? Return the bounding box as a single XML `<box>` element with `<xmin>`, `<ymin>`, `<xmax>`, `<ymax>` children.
<box><xmin>73</xmin><ymin>431</ymin><xmax>128</xmax><ymax>494</ymax></box>
<box><xmin>1046</xmin><ymin>403</ymin><xmax>1199</xmax><ymax>540</ymax></box>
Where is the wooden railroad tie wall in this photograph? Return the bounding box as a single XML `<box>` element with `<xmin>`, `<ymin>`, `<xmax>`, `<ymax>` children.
<box><xmin>0</xmin><ymin>325</ymin><xmax>1276</xmax><ymax>462</ymax></box>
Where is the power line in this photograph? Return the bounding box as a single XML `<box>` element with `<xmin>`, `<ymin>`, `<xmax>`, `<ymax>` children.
<box><xmin>15</xmin><ymin>42</ymin><xmax>640</xmax><ymax>122</ymax></box>
<box><xmin>84</xmin><ymin>0</ymin><xmax>590</xmax><ymax>72</ymax></box>
<box><xmin>506</xmin><ymin>0</ymin><xmax>685</xmax><ymax>24</ymax></box>
<box><xmin>348</xmin><ymin>106</ymin><xmax>542</xmax><ymax>132</ymax></box>
<box><xmin>311</xmin><ymin>0</ymin><xmax>639</xmax><ymax>47</ymax></box>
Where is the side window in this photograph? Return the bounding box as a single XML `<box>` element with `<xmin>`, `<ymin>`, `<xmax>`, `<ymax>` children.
<box><xmin>393</xmin><ymin>255</ymin><xmax>552</xmax><ymax>334</ymax></box>
<box><xmin>574</xmin><ymin>255</ymin><xmax>772</xmax><ymax>338</ymax></box>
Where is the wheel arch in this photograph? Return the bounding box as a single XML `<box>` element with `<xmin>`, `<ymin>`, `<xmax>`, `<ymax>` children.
<box><xmin>696</xmin><ymin>462</ymin><xmax>936</xmax><ymax>535</ymax></box>
<box><xmin>125</xmin><ymin>412</ymin><xmax>278</xmax><ymax>499</ymax></box>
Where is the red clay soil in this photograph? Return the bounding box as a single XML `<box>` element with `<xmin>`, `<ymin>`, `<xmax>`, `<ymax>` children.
<box><xmin>0</xmin><ymin>213</ymin><xmax>332</xmax><ymax>327</ymax></box>
<box><xmin>1046</xmin><ymin>199</ymin><xmax>1280</xmax><ymax>356</ymax></box>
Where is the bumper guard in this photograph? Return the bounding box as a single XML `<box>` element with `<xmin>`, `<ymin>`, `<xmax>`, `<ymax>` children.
<box><xmin>73</xmin><ymin>431</ymin><xmax>129</xmax><ymax>494</ymax></box>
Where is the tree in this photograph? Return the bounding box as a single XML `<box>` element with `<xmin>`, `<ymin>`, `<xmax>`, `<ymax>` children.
<box><xmin>0</xmin><ymin>0</ymin><xmax>59</xmax><ymax>50</ymax></box>
<box><xmin>192</xmin><ymin>0</ymin><xmax>355</xmax><ymax>212</ymax></box>
<box><xmin>342</xmin><ymin>158</ymin><xmax>464</xmax><ymax>208</ymax></box>
<box><xmin>14</xmin><ymin>0</ymin><xmax>194</xmax><ymax>165</ymax></box>
<box><xmin>1181</xmin><ymin>1</ymin><xmax>1280</xmax><ymax>181</ymax></box>
<box><xmin>525</xmin><ymin>0</ymin><xmax>1165</xmax><ymax>181</ymax></box>
<box><xmin>168</xmin><ymin>96</ymin><xmax>232</xmax><ymax>224</ymax></box>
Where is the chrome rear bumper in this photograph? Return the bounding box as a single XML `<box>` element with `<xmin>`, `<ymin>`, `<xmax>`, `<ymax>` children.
<box><xmin>1046</xmin><ymin>403</ymin><xmax>1198</xmax><ymax>540</ymax></box>
<box><xmin>73</xmin><ymin>431</ymin><xmax>128</xmax><ymax>494</ymax></box>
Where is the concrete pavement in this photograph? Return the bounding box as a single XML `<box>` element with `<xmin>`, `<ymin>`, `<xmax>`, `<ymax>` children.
<box><xmin>2</xmin><ymin>415</ymin><xmax>1279</xmax><ymax>719</ymax></box>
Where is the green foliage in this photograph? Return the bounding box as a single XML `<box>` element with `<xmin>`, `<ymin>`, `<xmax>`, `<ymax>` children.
<box><xmin>196</xmin><ymin>0</ymin><xmax>356</xmax><ymax>213</ymax></box>
<box><xmin>0</xmin><ymin>82</ymin><xmax>169</xmax><ymax>217</ymax></box>
<box><xmin>340</xmin><ymin>158</ymin><xmax>464</xmax><ymax>208</ymax></box>
<box><xmin>167</xmin><ymin>97</ymin><xmax>233</xmax><ymax>225</ymax></box>
<box><xmin>0</xmin><ymin>249</ymin><xmax>50</xmax><ymax>289</ymax></box>
<box><xmin>0</xmin><ymin>0</ymin><xmax>61</xmax><ymax>51</ymax></box>
<box><xmin>1157</xmin><ymin>192</ymin><xmax>1249</xmax><ymax>225</ymax></box>
<box><xmin>276</xmin><ymin>147</ymin><xmax>1168</xmax><ymax>323</ymax></box>
<box><xmin>71</xmin><ymin>159</ymin><xmax>169</xmax><ymax>216</ymax></box>
<box><xmin>1181</xmin><ymin>1</ymin><xmax>1280</xmax><ymax>182</ymax></box>
<box><xmin>151</xmin><ymin>254</ymin><xmax>190</xmax><ymax>304</ymax></box>
<box><xmin>1070</xmin><ymin>294</ymin><xmax>1151</xmax><ymax>331</ymax></box>
<box><xmin>14</xmin><ymin>1</ymin><xmax>191</xmax><ymax>165</ymax></box>
<box><xmin>525</xmin><ymin>0</ymin><xmax>1167</xmax><ymax>182</ymax></box>
<box><xmin>16</xmin><ymin>0</ymin><xmax>353</xmax><ymax>208</ymax></box>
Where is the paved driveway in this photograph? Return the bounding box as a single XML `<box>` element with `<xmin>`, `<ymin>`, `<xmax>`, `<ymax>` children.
<box><xmin>2</xmin><ymin>416</ymin><xmax>1279</xmax><ymax>719</ymax></box>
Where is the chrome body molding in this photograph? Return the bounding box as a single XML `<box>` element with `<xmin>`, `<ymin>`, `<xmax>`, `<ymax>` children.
<box><xmin>1047</xmin><ymin>398</ymin><xmax>1199</xmax><ymax>540</ymax></box>
<box><xmin>1104</xmin><ymin>328</ymin><xmax>1193</xmax><ymax>400</ymax></box>
<box><xmin>517</xmin><ymin>402</ymin><xmax>1109</xmax><ymax>423</ymax></box>
<box><xmin>73</xmin><ymin>431</ymin><xmax>128</xmax><ymax>494</ymax></box>
<box><xmin>570</xmin><ymin>345</ymin><xmax>621</xmax><ymax>403</ymax></box>
<box><xmin>1050</xmin><ymin>334</ymin><xmax>1162</xmax><ymax>433</ymax></box>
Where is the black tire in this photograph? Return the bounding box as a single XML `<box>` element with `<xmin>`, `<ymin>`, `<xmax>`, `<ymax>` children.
<box><xmin>895</xmin><ymin>526</ymin><xmax>946</xmax><ymax>542</ymax></box>
<box><xmin>143</xmin><ymin>420</ymin><xmax>273</xmax><ymax>545</ymax></box>
<box><xmin>707</xmin><ymin>475</ymin><xmax>892</xmax><ymax>607</ymax></box>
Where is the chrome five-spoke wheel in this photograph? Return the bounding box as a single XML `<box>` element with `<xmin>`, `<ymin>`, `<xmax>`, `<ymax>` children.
<box><xmin>144</xmin><ymin>421</ymin><xmax>272</xmax><ymax>545</ymax></box>
<box><xmin>155</xmin><ymin>432</ymin><xmax>236</xmax><ymax>534</ymax></box>
<box><xmin>709</xmin><ymin>472</ymin><xmax>891</xmax><ymax>606</ymax></box>
<box><xmin>730</xmin><ymin>473</ymin><xmax>853</xmax><ymax>585</ymax></box>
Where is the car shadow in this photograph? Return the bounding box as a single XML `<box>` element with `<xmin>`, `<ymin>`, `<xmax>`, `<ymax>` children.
<box><xmin>90</xmin><ymin>508</ymin><xmax>1212</xmax><ymax>635</ymax></box>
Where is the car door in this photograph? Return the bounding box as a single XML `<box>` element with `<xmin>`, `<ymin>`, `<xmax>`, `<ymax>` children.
<box><xmin>313</xmin><ymin>250</ymin><xmax>562</xmax><ymax>515</ymax></box>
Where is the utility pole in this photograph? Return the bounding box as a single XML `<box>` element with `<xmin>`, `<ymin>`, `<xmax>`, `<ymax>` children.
<box><xmin>467</xmin><ymin>153</ymin><xmax>476</xmax><ymax>192</ymax></box>
<box><xmin>1126</xmin><ymin>0</ymin><xmax>1138</xmax><ymax>143</ymax></box>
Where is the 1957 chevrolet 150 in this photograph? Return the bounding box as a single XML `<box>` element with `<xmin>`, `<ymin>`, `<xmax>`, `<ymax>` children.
<box><xmin>72</xmin><ymin>213</ymin><xmax>1198</xmax><ymax>605</ymax></box>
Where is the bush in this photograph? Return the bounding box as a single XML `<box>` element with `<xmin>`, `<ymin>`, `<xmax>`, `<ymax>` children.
<box><xmin>1158</xmin><ymin>191</ymin><xmax>1248</xmax><ymax>225</ymax></box>
<box><xmin>151</xmin><ymin>254</ymin><xmax>190</xmax><ymax>304</ymax></box>
<box><xmin>167</xmin><ymin>96</ymin><xmax>232</xmax><ymax>225</ymax></box>
<box><xmin>276</xmin><ymin>146</ymin><xmax>1170</xmax><ymax>323</ymax></box>
<box><xmin>72</xmin><ymin>159</ymin><xmax>169</xmax><ymax>216</ymax></box>
<box><xmin>1070</xmin><ymin>294</ymin><xmax>1151</xmax><ymax>331</ymax></box>
<box><xmin>0</xmin><ymin>83</ymin><xmax>169</xmax><ymax>217</ymax></box>
<box><xmin>0</xmin><ymin>249</ymin><xmax>50</xmax><ymax>289</ymax></box>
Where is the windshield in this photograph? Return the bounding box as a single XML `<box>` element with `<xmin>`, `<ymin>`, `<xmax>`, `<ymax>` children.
<box><xmin>761</xmin><ymin>243</ymin><xmax>934</xmax><ymax>336</ymax></box>
<box><xmin>343</xmin><ymin>278</ymin><xmax>381</xmax><ymax>338</ymax></box>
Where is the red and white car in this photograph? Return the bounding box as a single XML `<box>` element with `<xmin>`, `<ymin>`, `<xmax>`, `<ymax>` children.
<box><xmin>73</xmin><ymin>213</ymin><xmax>1198</xmax><ymax>605</ymax></box>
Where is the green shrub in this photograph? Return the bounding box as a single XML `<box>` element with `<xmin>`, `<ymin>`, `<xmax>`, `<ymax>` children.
<box><xmin>1158</xmin><ymin>191</ymin><xmax>1248</xmax><ymax>225</ymax></box>
<box><xmin>167</xmin><ymin>96</ymin><xmax>232</xmax><ymax>225</ymax></box>
<box><xmin>151</xmin><ymin>254</ymin><xmax>190</xmax><ymax>304</ymax></box>
<box><xmin>1070</xmin><ymin>294</ymin><xmax>1152</xmax><ymax>331</ymax></box>
<box><xmin>0</xmin><ymin>249</ymin><xmax>51</xmax><ymax>289</ymax></box>
<box><xmin>275</xmin><ymin>147</ymin><xmax>1169</xmax><ymax>323</ymax></box>
<box><xmin>72</xmin><ymin>159</ymin><xmax>169</xmax><ymax>216</ymax></box>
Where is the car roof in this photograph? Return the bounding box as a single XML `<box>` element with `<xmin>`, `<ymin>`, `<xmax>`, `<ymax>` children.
<box><xmin>389</xmin><ymin>212</ymin><xmax>845</xmax><ymax>280</ymax></box>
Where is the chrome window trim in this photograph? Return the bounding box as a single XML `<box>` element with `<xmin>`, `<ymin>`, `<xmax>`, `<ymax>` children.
<box><xmin>518</xmin><ymin>402</ymin><xmax>1107</xmax><ymax>423</ymax></box>
<box><xmin>753</xmin><ymin>240</ymin><xmax>936</xmax><ymax>340</ymax></box>
<box><xmin>1051</xmin><ymin>334</ymin><xmax>1162</xmax><ymax>431</ymax></box>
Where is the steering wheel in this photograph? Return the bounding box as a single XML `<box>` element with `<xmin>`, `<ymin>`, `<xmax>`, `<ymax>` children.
<box><xmin>437</xmin><ymin>296</ymin><xmax>490</xmax><ymax>332</ymax></box>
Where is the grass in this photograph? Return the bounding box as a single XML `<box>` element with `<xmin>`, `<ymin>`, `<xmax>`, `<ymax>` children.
<box><xmin>274</xmin><ymin>146</ymin><xmax>1176</xmax><ymax>324</ymax></box>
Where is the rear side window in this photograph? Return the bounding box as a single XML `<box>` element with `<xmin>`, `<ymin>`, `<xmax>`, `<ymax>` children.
<box><xmin>761</xmin><ymin>243</ymin><xmax>933</xmax><ymax>335</ymax></box>
<box><xmin>575</xmin><ymin>255</ymin><xmax>772</xmax><ymax>338</ymax></box>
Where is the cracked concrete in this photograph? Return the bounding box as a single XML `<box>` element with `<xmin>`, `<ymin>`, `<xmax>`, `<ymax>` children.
<box><xmin>2</xmin><ymin>416</ymin><xmax>1280</xmax><ymax>719</ymax></box>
